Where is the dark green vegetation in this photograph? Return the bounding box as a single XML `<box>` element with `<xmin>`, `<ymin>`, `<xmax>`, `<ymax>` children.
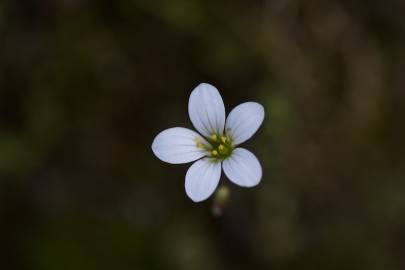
<box><xmin>1</xmin><ymin>0</ymin><xmax>404</xmax><ymax>269</ymax></box>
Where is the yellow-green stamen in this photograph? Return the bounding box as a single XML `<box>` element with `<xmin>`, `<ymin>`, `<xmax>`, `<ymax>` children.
<box><xmin>208</xmin><ymin>133</ymin><xmax>234</xmax><ymax>160</ymax></box>
<box><xmin>211</xmin><ymin>134</ymin><xmax>219</xmax><ymax>141</ymax></box>
<box><xmin>195</xmin><ymin>133</ymin><xmax>234</xmax><ymax>161</ymax></box>
<box><xmin>194</xmin><ymin>137</ymin><xmax>205</xmax><ymax>149</ymax></box>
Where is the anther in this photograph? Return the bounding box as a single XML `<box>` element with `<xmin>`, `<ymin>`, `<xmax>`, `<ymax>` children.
<box><xmin>211</xmin><ymin>150</ymin><xmax>218</xmax><ymax>156</ymax></box>
<box><xmin>196</xmin><ymin>142</ymin><xmax>204</xmax><ymax>149</ymax></box>
<box><xmin>211</xmin><ymin>134</ymin><xmax>218</xmax><ymax>141</ymax></box>
<box><xmin>195</xmin><ymin>138</ymin><xmax>204</xmax><ymax>149</ymax></box>
<box><xmin>221</xmin><ymin>136</ymin><xmax>227</xmax><ymax>143</ymax></box>
<box><xmin>218</xmin><ymin>145</ymin><xmax>225</xmax><ymax>153</ymax></box>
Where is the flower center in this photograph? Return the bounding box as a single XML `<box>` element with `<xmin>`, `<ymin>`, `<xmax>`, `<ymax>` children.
<box><xmin>195</xmin><ymin>133</ymin><xmax>234</xmax><ymax>161</ymax></box>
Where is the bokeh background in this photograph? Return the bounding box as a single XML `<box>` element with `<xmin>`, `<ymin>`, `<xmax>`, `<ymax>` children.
<box><xmin>1</xmin><ymin>0</ymin><xmax>405</xmax><ymax>269</ymax></box>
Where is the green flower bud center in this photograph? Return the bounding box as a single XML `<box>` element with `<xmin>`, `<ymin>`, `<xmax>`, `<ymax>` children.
<box><xmin>195</xmin><ymin>133</ymin><xmax>234</xmax><ymax>161</ymax></box>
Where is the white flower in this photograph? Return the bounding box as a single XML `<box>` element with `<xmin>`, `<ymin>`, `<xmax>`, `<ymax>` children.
<box><xmin>152</xmin><ymin>83</ymin><xmax>265</xmax><ymax>202</ymax></box>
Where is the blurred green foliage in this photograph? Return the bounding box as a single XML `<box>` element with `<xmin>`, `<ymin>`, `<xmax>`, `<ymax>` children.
<box><xmin>1</xmin><ymin>0</ymin><xmax>405</xmax><ymax>269</ymax></box>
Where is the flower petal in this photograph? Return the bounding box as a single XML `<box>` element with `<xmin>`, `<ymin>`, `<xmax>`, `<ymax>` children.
<box><xmin>188</xmin><ymin>83</ymin><xmax>226</xmax><ymax>137</ymax></box>
<box><xmin>152</xmin><ymin>127</ymin><xmax>208</xmax><ymax>164</ymax></box>
<box><xmin>185</xmin><ymin>158</ymin><xmax>221</xmax><ymax>202</ymax></box>
<box><xmin>225</xmin><ymin>102</ymin><xmax>264</xmax><ymax>145</ymax></box>
<box><xmin>223</xmin><ymin>148</ymin><xmax>262</xmax><ymax>187</ymax></box>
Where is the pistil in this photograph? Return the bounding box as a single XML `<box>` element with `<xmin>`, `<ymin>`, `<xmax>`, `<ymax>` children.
<box><xmin>207</xmin><ymin>133</ymin><xmax>234</xmax><ymax>160</ymax></box>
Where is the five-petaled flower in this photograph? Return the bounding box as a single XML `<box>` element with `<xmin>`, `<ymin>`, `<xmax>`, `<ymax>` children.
<box><xmin>152</xmin><ymin>83</ymin><xmax>265</xmax><ymax>202</ymax></box>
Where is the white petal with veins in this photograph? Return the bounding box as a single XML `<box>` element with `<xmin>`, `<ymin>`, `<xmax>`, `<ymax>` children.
<box><xmin>185</xmin><ymin>158</ymin><xmax>222</xmax><ymax>202</ymax></box>
<box><xmin>188</xmin><ymin>83</ymin><xmax>226</xmax><ymax>137</ymax></box>
<box><xmin>222</xmin><ymin>148</ymin><xmax>262</xmax><ymax>187</ymax></box>
<box><xmin>152</xmin><ymin>127</ymin><xmax>208</xmax><ymax>164</ymax></box>
<box><xmin>225</xmin><ymin>102</ymin><xmax>264</xmax><ymax>145</ymax></box>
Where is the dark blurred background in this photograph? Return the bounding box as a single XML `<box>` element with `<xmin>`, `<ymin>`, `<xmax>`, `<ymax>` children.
<box><xmin>1</xmin><ymin>0</ymin><xmax>405</xmax><ymax>269</ymax></box>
